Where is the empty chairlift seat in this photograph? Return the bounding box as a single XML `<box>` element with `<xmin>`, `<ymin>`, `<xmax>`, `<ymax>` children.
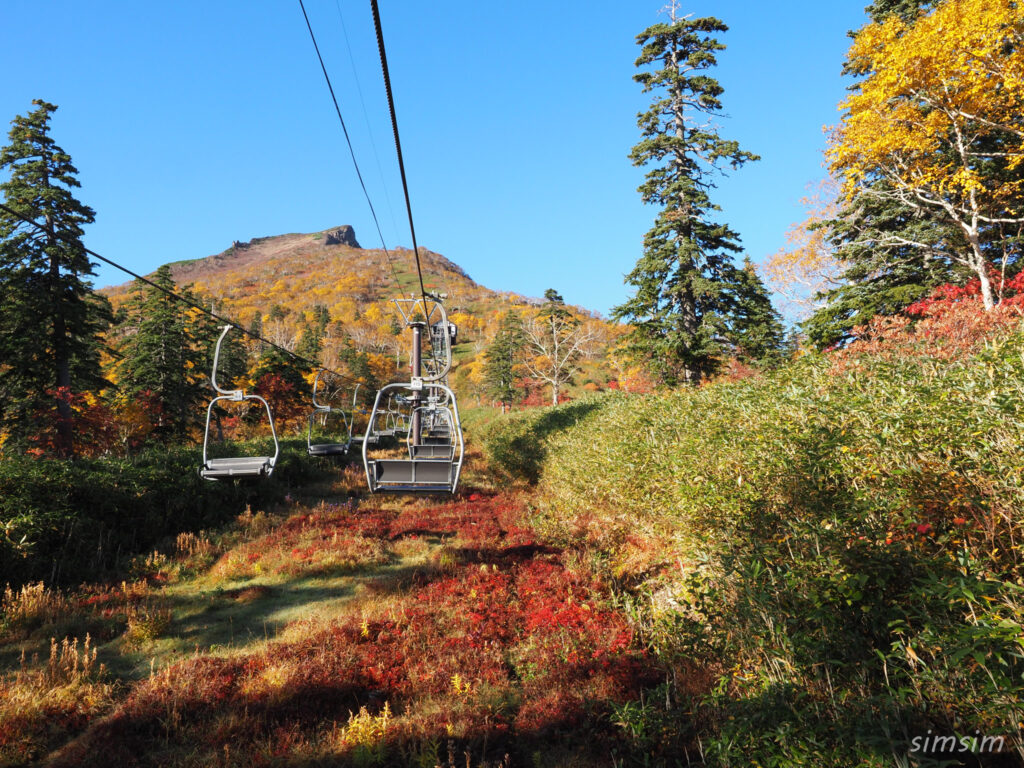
<box><xmin>201</xmin><ymin>325</ymin><xmax>279</xmax><ymax>480</ymax></box>
<box><xmin>307</xmin><ymin>370</ymin><xmax>353</xmax><ymax>457</ymax></box>
<box><xmin>363</xmin><ymin>383</ymin><xmax>464</xmax><ymax>494</ymax></box>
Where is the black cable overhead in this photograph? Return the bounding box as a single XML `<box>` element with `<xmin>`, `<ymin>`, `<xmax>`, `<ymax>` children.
<box><xmin>297</xmin><ymin>0</ymin><xmax>405</xmax><ymax>294</ymax></box>
<box><xmin>0</xmin><ymin>202</ymin><xmax>362</xmax><ymax>388</ymax></box>
<box><xmin>369</xmin><ymin>0</ymin><xmax>430</xmax><ymax>311</ymax></box>
<box><xmin>334</xmin><ymin>0</ymin><xmax>401</xmax><ymax>240</ymax></box>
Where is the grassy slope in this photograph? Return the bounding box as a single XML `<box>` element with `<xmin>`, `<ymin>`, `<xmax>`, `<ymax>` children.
<box><xmin>0</xmin><ymin>452</ymin><xmax>665</xmax><ymax>767</ymax></box>
<box><xmin>482</xmin><ymin>316</ymin><xmax>1024</xmax><ymax>765</ymax></box>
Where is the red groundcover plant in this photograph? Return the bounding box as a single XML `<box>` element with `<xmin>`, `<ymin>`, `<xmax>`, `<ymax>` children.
<box><xmin>45</xmin><ymin>494</ymin><xmax>665</xmax><ymax>766</ymax></box>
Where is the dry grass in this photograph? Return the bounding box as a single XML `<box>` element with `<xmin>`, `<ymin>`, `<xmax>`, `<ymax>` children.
<box><xmin>0</xmin><ymin>635</ymin><xmax>114</xmax><ymax>764</ymax></box>
<box><xmin>1</xmin><ymin>581</ymin><xmax>70</xmax><ymax>633</ymax></box>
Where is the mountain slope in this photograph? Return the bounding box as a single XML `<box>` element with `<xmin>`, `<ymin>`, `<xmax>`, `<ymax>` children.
<box><xmin>104</xmin><ymin>226</ymin><xmax>490</xmax><ymax>324</ymax></box>
<box><xmin>101</xmin><ymin>225</ymin><xmax>619</xmax><ymax>404</ymax></box>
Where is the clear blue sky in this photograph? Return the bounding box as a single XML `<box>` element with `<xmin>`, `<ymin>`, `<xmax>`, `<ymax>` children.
<box><xmin>0</xmin><ymin>1</ymin><xmax>868</xmax><ymax>316</ymax></box>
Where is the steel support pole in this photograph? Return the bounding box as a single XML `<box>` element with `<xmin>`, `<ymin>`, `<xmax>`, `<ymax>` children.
<box><xmin>410</xmin><ymin>322</ymin><xmax>424</xmax><ymax>446</ymax></box>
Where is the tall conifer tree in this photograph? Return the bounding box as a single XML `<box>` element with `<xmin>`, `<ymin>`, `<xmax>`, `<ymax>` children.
<box><xmin>0</xmin><ymin>100</ymin><xmax>111</xmax><ymax>456</ymax></box>
<box><xmin>115</xmin><ymin>266</ymin><xmax>209</xmax><ymax>440</ymax></box>
<box><xmin>613</xmin><ymin>5</ymin><xmax>758</xmax><ymax>385</ymax></box>
<box><xmin>483</xmin><ymin>310</ymin><xmax>526</xmax><ymax>412</ymax></box>
<box><xmin>726</xmin><ymin>257</ymin><xmax>786</xmax><ymax>365</ymax></box>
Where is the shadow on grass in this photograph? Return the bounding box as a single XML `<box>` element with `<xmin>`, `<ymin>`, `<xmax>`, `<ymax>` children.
<box><xmin>487</xmin><ymin>398</ymin><xmax>607</xmax><ymax>484</ymax></box>
<box><xmin>103</xmin><ymin>556</ymin><xmax>452</xmax><ymax>680</ymax></box>
<box><xmin>454</xmin><ymin>543</ymin><xmax>560</xmax><ymax>567</ymax></box>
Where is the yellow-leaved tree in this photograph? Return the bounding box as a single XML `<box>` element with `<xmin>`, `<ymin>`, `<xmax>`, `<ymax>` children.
<box><xmin>829</xmin><ymin>0</ymin><xmax>1024</xmax><ymax>309</ymax></box>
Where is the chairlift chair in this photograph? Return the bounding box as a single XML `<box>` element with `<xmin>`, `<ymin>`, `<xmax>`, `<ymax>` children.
<box><xmin>346</xmin><ymin>383</ymin><xmax>379</xmax><ymax>450</ymax></box>
<box><xmin>306</xmin><ymin>369</ymin><xmax>352</xmax><ymax>457</ymax></box>
<box><xmin>201</xmin><ymin>325</ymin><xmax>279</xmax><ymax>480</ymax></box>
<box><xmin>362</xmin><ymin>298</ymin><xmax>464</xmax><ymax>494</ymax></box>
<box><xmin>374</xmin><ymin>395</ymin><xmax>398</xmax><ymax>439</ymax></box>
<box><xmin>407</xmin><ymin>405</ymin><xmax>456</xmax><ymax>460</ymax></box>
<box><xmin>363</xmin><ymin>382</ymin><xmax>464</xmax><ymax>493</ymax></box>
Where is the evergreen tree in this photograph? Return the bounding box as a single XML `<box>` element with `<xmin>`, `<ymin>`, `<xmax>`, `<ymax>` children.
<box><xmin>804</xmin><ymin>0</ymin><xmax>963</xmax><ymax>348</ymax></box>
<box><xmin>115</xmin><ymin>266</ymin><xmax>208</xmax><ymax>440</ymax></box>
<box><xmin>247</xmin><ymin>311</ymin><xmax>265</xmax><ymax>357</ymax></box>
<box><xmin>804</xmin><ymin>187</ymin><xmax>964</xmax><ymax>348</ymax></box>
<box><xmin>337</xmin><ymin>342</ymin><xmax>378</xmax><ymax>409</ymax></box>
<box><xmin>612</xmin><ymin>5</ymin><xmax>758</xmax><ymax>385</ymax></box>
<box><xmin>0</xmin><ymin>100</ymin><xmax>112</xmax><ymax>456</ymax></box>
<box><xmin>295</xmin><ymin>304</ymin><xmax>331</xmax><ymax>362</ymax></box>
<box><xmin>864</xmin><ymin>0</ymin><xmax>936</xmax><ymax>22</ymax></box>
<box><xmin>312</xmin><ymin>304</ymin><xmax>331</xmax><ymax>331</ymax></box>
<box><xmin>483</xmin><ymin>310</ymin><xmax>527</xmax><ymax>412</ymax></box>
<box><xmin>295</xmin><ymin>322</ymin><xmax>323</xmax><ymax>362</ymax></box>
<box><xmin>726</xmin><ymin>257</ymin><xmax>786</xmax><ymax>365</ymax></box>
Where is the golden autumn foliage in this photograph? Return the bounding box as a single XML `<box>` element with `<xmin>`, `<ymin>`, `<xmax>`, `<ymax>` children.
<box><xmin>828</xmin><ymin>0</ymin><xmax>1024</xmax><ymax>309</ymax></box>
<box><xmin>102</xmin><ymin>229</ymin><xmax>622</xmax><ymax>409</ymax></box>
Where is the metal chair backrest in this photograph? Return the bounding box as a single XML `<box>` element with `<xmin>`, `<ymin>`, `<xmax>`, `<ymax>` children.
<box><xmin>306</xmin><ymin>369</ymin><xmax>352</xmax><ymax>457</ymax></box>
<box><xmin>200</xmin><ymin>325</ymin><xmax>280</xmax><ymax>480</ymax></box>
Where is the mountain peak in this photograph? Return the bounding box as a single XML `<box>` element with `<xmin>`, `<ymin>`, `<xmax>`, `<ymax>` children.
<box><xmin>323</xmin><ymin>226</ymin><xmax>360</xmax><ymax>248</ymax></box>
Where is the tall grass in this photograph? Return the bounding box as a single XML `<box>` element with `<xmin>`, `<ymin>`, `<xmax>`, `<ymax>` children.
<box><xmin>484</xmin><ymin>322</ymin><xmax>1024</xmax><ymax>765</ymax></box>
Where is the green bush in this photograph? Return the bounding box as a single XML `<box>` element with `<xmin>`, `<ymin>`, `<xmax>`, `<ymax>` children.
<box><xmin>479</xmin><ymin>398</ymin><xmax>608</xmax><ymax>484</ymax></box>
<box><xmin>0</xmin><ymin>439</ymin><xmax>327</xmax><ymax>588</ymax></box>
<box><xmin>491</xmin><ymin>329</ymin><xmax>1024</xmax><ymax>765</ymax></box>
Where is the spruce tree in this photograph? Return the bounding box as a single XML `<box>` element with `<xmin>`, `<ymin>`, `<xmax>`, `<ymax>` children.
<box><xmin>726</xmin><ymin>257</ymin><xmax>786</xmax><ymax>365</ymax></box>
<box><xmin>612</xmin><ymin>5</ymin><xmax>758</xmax><ymax>385</ymax></box>
<box><xmin>115</xmin><ymin>266</ymin><xmax>209</xmax><ymax>440</ymax></box>
<box><xmin>295</xmin><ymin>305</ymin><xmax>330</xmax><ymax>362</ymax></box>
<box><xmin>295</xmin><ymin>322</ymin><xmax>323</xmax><ymax>362</ymax></box>
<box><xmin>483</xmin><ymin>310</ymin><xmax>527</xmax><ymax>412</ymax></box>
<box><xmin>0</xmin><ymin>100</ymin><xmax>112</xmax><ymax>456</ymax></box>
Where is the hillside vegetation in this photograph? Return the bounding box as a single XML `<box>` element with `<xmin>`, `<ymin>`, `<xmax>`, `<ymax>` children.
<box><xmin>0</xmin><ymin>468</ymin><xmax>668</xmax><ymax>766</ymax></box>
<box><xmin>482</xmin><ymin>294</ymin><xmax>1024</xmax><ymax>764</ymax></box>
<box><xmin>98</xmin><ymin>227</ymin><xmax>621</xmax><ymax>416</ymax></box>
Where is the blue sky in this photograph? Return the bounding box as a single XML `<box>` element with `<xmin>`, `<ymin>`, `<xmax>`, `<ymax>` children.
<box><xmin>0</xmin><ymin>1</ymin><xmax>868</xmax><ymax>317</ymax></box>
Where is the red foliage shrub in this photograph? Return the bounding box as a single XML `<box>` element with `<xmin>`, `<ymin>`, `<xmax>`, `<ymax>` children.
<box><xmin>832</xmin><ymin>274</ymin><xmax>1024</xmax><ymax>371</ymax></box>
<box><xmin>253</xmin><ymin>373</ymin><xmax>308</xmax><ymax>432</ymax></box>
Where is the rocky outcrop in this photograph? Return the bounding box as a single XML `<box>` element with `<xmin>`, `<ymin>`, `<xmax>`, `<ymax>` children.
<box><xmin>324</xmin><ymin>226</ymin><xmax>360</xmax><ymax>248</ymax></box>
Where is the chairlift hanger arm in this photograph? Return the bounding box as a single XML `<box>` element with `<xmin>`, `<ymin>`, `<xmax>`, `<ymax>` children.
<box><xmin>393</xmin><ymin>298</ymin><xmax>454</xmax><ymax>382</ymax></box>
